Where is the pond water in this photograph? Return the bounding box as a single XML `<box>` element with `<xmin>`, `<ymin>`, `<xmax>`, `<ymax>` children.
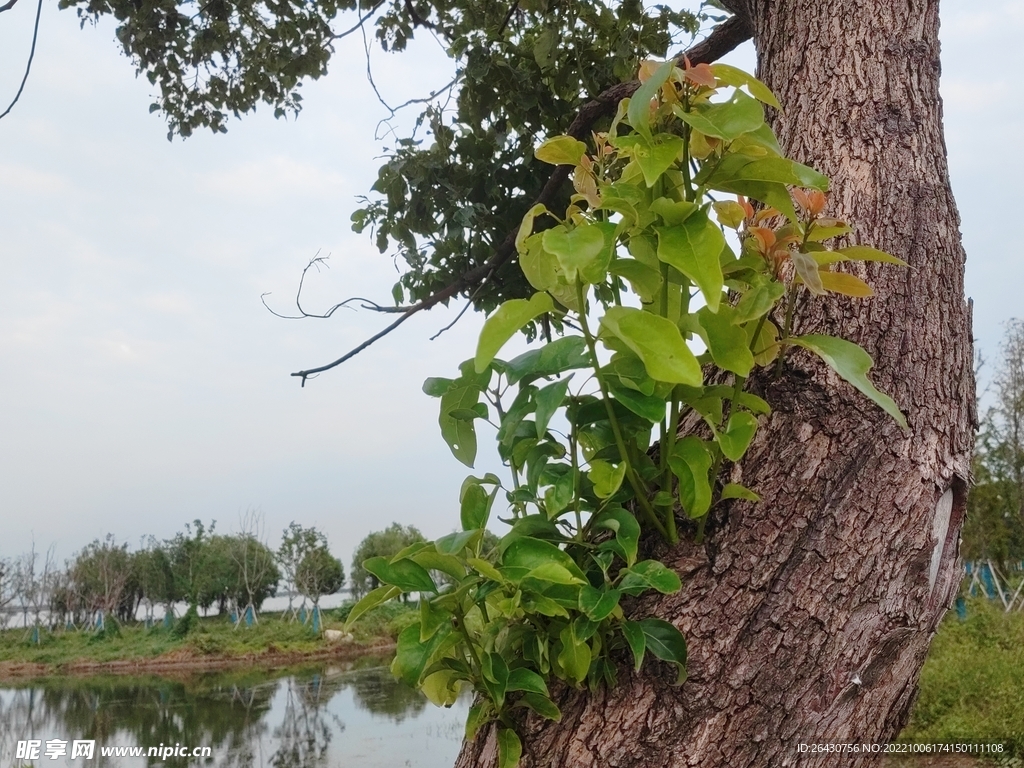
<box><xmin>0</xmin><ymin>660</ymin><xmax>470</xmax><ymax>767</ymax></box>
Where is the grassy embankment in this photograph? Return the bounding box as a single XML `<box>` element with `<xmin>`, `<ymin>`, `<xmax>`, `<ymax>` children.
<box><xmin>0</xmin><ymin>601</ymin><xmax>418</xmax><ymax>678</ymax></box>
<box><xmin>897</xmin><ymin>599</ymin><xmax>1024</xmax><ymax>761</ymax></box>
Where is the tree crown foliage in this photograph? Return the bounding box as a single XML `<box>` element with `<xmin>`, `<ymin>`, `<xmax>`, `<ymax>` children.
<box><xmin>350</xmin><ymin>523</ymin><xmax>425</xmax><ymax>597</ymax></box>
<box><xmin>60</xmin><ymin>0</ymin><xmax>705</xmax><ymax>316</ymax></box>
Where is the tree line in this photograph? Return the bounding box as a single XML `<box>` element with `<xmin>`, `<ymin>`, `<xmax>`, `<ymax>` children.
<box><xmin>965</xmin><ymin>319</ymin><xmax>1024</xmax><ymax>567</ymax></box>
<box><xmin>0</xmin><ymin>517</ymin><xmax>351</xmax><ymax>631</ymax></box>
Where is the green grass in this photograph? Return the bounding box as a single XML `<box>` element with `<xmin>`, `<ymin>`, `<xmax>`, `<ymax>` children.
<box><xmin>900</xmin><ymin>599</ymin><xmax>1024</xmax><ymax>757</ymax></box>
<box><xmin>0</xmin><ymin>603</ymin><xmax>418</xmax><ymax>670</ymax></box>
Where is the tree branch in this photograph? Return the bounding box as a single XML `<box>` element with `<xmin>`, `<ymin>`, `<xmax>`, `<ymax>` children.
<box><xmin>289</xmin><ymin>15</ymin><xmax>753</xmax><ymax>384</ymax></box>
<box><xmin>0</xmin><ymin>0</ymin><xmax>20</xmax><ymax>13</ymax></box>
<box><xmin>0</xmin><ymin>0</ymin><xmax>43</xmax><ymax>120</ymax></box>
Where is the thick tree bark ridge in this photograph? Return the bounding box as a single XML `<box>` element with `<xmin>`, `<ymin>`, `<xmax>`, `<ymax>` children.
<box><xmin>453</xmin><ymin>1</ymin><xmax>974</xmax><ymax>766</ymax></box>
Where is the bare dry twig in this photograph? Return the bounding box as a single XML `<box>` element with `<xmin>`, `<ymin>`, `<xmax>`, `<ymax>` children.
<box><xmin>288</xmin><ymin>15</ymin><xmax>753</xmax><ymax>385</ymax></box>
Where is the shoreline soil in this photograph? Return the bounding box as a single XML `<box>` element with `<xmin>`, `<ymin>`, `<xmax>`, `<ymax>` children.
<box><xmin>0</xmin><ymin>638</ymin><xmax>395</xmax><ymax>682</ymax></box>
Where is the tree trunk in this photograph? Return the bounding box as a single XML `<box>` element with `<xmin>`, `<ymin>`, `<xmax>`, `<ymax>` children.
<box><xmin>454</xmin><ymin>1</ymin><xmax>974</xmax><ymax>765</ymax></box>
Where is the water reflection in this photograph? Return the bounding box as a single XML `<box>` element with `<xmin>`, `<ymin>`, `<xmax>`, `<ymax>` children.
<box><xmin>0</xmin><ymin>661</ymin><xmax>469</xmax><ymax>767</ymax></box>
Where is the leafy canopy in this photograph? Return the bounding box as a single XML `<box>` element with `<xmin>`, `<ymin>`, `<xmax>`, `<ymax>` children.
<box><xmin>63</xmin><ymin>0</ymin><xmax>703</xmax><ymax>314</ymax></box>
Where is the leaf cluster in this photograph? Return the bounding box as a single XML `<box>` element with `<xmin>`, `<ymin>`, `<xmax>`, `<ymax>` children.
<box><xmin>349</xmin><ymin>60</ymin><xmax>907</xmax><ymax>764</ymax></box>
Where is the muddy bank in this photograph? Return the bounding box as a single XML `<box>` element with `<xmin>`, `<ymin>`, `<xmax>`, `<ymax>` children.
<box><xmin>0</xmin><ymin>640</ymin><xmax>396</xmax><ymax>682</ymax></box>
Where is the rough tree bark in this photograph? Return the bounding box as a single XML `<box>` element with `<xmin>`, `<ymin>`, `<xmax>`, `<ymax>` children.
<box><xmin>454</xmin><ymin>0</ymin><xmax>975</xmax><ymax>765</ymax></box>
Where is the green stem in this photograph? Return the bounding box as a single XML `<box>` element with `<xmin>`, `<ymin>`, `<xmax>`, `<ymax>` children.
<box><xmin>455</xmin><ymin>606</ymin><xmax>482</xmax><ymax>670</ymax></box>
<box><xmin>575</xmin><ymin>280</ymin><xmax>669</xmax><ymax>541</ymax></box>
<box><xmin>774</xmin><ymin>283</ymin><xmax>799</xmax><ymax>378</ymax></box>
<box><xmin>570</xmin><ymin>426</ymin><xmax>583</xmax><ymax>542</ymax></box>
<box><xmin>492</xmin><ymin>385</ymin><xmax>526</xmax><ymax>518</ymax></box>
<box><xmin>663</xmin><ymin>392</ymin><xmax>680</xmax><ymax>542</ymax></box>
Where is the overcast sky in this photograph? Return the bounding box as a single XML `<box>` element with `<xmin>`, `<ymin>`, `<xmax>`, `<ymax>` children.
<box><xmin>0</xmin><ymin>1</ymin><xmax>1020</xmax><ymax>571</ymax></box>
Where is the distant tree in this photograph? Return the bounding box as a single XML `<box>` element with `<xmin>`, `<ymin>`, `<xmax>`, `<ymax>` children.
<box><xmin>229</xmin><ymin>511</ymin><xmax>281</xmax><ymax>625</ymax></box>
<box><xmin>165</xmin><ymin>519</ymin><xmax>215</xmax><ymax>612</ymax></box>
<box><xmin>350</xmin><ymin>524</ymin><xmax>424</xmax><ymax>599</ymax></box>
<box><xmin>69</xmin><ymin>535</ymin><xmax>134</xmax><ymax>624</ymax></box>
<box><xmin>133</xmin><ymin>539</ymin><xmax>175</xmax><ymax>622</ymax></box>
<box><xmin>277</xmin><ymin>522</ymin><xmax>327</xmax><ymax>620</ymax></box>
<box><xmin>194</xmin><ymin>534</ymin><xmax>239</xmax><ymax>614</ymax></box>
<box><xmin>965</xmin><ymin>320</ymin><xmax>1024</xmax><ymax>566</ymax></box>
<box><xmin>295</xmin><ymin>546</ymin><xmax>344</xmax><ymax>617</ymax></box>
<box><xmin>0</xmin><ymin>557</ymin><xmax>15</xmax><ymax>629</ymax></box>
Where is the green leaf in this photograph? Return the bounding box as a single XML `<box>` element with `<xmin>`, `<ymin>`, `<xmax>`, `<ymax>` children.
<box><xmin>391</xmin><ymin>622</ymin><xmax>452</xmax><ymax>687</ymax></box>
<box><xmin>668</xmin><ymin>436</ymin><xmax>713</xmax><ymax>519</ymax></box>
<box><xmin>649</xmin><ymin>197</ymin><xmax>698</xmax><ymax>225</ymax></box>
<box><xmin>515</xmin><ymin>203</ymin><xmax>549</xmax><ymax>252</ymax></box>
<box><xmin>657</xmin><ymin>211</ymin><xmax>726</xmax><ymax>312</ymax></box>
<box><xmin>710</xmin><ymin>63</ymin><xmax>782</xmax><ymax>109</ymax></box>
<box><xmin>505</xmin><ymin>336</ymin><xmax>590</xmax><ymax>385</ymax></box>
<box><xmin>618</xmin><ymin>560</ymin><xmax>682</xmax><ymax>595</ymax></box>
<box><xmin>524</xmin><ymin>561</ymin><xmax>586</xmax><ymax>586</ymax></box>
<box><xmin>718</xmin><ymin>412</ymin><xmax>759</xmax><ymax>462</ymax></box>
<box><xmin>674</xmin><ymin>90</ymin><xmax>764</xmax><ymax>141</ymax></box>
<box><xmin>460</xmin><ymin>479</ymin><xmax>495</xmax><ymax>531</ymax></box>
<box><xmin>747</xmin><ymin>318</ymin><xmax>780</xmax><ymax>366</ymax></box>
<box><xmin>621</xmin><ymin>620</ymin><xmax>646</xmax><ymax>671</ymax></box>
<box><xmin>627</xmin><ymin>59</ymin><xmax>675</xmax><ymax>139</ymax></box>
<box><xmin>730</xmin><ymin>123</ymin><xmax>783</xmax><ymax>157</ymax></box>
<box><xmin>482</xmin><ymin>651</ymin><xmax>509</xmax><ymax>685</ymax></box>
<box><xmin>522</xmin><ymin>594</ymin><xmax>570</xmax><ymax>618</ymax></box>
<box><xmin>790</xmin><ymin>335</ymin><xmax>907</xmax><ymax>428</ymax></box>
<box><xmin>422</xmin><ymin>377</ymin><xmax>454</xmax><ymax>397</ymax></box>
<box><xmin>516</xmin><ymin>692</ymin><xmax>562</xmax><ymax>721</ymax></box>
<box><xmin>628</xmin><ymin>134</ymin><xmax>685</xmax><ymax>187</ymax></box>
<box><xmin>638</xmin><ymin>618</ymin><xmax>687</xmax><ymax>684</ymax></box>
<box><xmin>542</xmin><ymin>472</ymin><xmax>575</xmax><ymax>519</ymax></box>
<box><xmin>435</xmin><ymin>529</ymin><xmax>479</xmax><ymax>555</ymax></box>
<box><xmin>344</xmin><ymin>584</ymin><xmax>401</xmax><ymax>629</ymax></box>
<box><xmin>411</xmin><ymin>549</ymin><xmax>466</xmax><ymax>581</ymax></box>
<box><xmin>594</xmin><ymin>507</ymin><xmax>640</xmax><ymax>567</ymax></box>
<box><xmin>363</xmin><ymin>556</ymin><xmax>437</xmax><ymax>594</ymax></box>
<box><xmin>542</xmin><ymin>224</ymin><xmax>609</xmax><ymax>284</ymax></box>
<box><xmin>792</xmin><ymin>251</ymin><xmax>825</xmax><ymax>295</ymax></box>
<box><xmin>806</xmin><ymin>222</ymin><xmax>853</xmax><ymax>242</ymax></box>
<box><xmin>698</xmin><ymin>306</ymin><xmax>754</xmax><ymax>376</ymax></box>
<box><xmin>439</xmin><ymin>377</ymin><xmax>482</xmax><ymax>467</ymax></box>
<box><xmin>421</xmin><ymin>669</ymin><xmax>462</xmax><ymax>707</ymax></box>
<box><xmin>721</xmin><ymin>483</ymin><xmax>760</xmax><ymax>501</ymax></box>
<box><xmin>587</xmin><ymin>459</ymin><xmax>627</xmax><ymax>499</ymax></box>
<box><xmin>815</xmin><ymin>245</ymin><xmax>908</xmax><ymax>267</ymax></box>
<box><xmin>475</xmin><ymin>292</ymin><xmax>555</xmax><ymax>373</ymax></box>
<box><xmin>535</xmin><ymin>378</ymin><xmax>570</xmax><ymax>438</ymax></box>
<box><xmin>733</xmin><ymin>277</ymin><xmax>786</xmax><ymax>325</ymax></box>
<box><xmin>535</xmin><ymin>135</ymin><xmax>588</xmax><ymax>166</ymax></box>
<box><xmin>502</xmin><ymin>537</ymin><xmax>587</xmax><ymax>581</ymax></box>
<box><xmin>579</xmin><ymin>585</ymin><xmax>621</xmax><ymax>621</ymax></box>
<box><xmin>467</xmin><ymin>557</ymin><xmax>504</xmax><ymax>582</ymax></box>
<box><xmin>519</xmin><ymin>234</ymin><xmax>560</xmax><ymax>293</ymax></box>
<box><xmin>704</xmin><ymin>154</ymin><xmax>829</xmax><ymax>192</ymax></box>
<box><xmin>601</xmin><ymin>307</ymin><xmax>702</xmax><ymax>385</ymax></box>
<box><xmin>558</xmin><ymin>621</ymin><xmax>592</xmax><ymax>684</ymax></box>
<box><xmin>712</xmin><ymin>200</ymin><xmax>747</xmax><ymax>229</ymax></box>
<box><xmin>419</xmin><ymin>599</ymin><xmax>448</xmax><ymax>642</ymax></box>
<box><xmin>497</xmin><ymin>728</ymin><xmax>522</xmax><ymax>768</ymax></box>
<box><xmin>465</xmin><ymin>700</ymin><xmax>494</xmax><ymax>741</ymax></box>
<box><xmin>608</xmin><ymin>382</ymin><xmax>667</xmax><ymax>423</ymax></box>
<box><xmin>609</xmin><ymin>258</ymin><xmax>663</xmax><ymax>304</ymax></box>
<box><xmin>817</xmin><ymin>271</ymin><xmax>874</xmax><ymax>297</ymax></box>
<box><xmin>507</xmin><ymin>668</ymin><xmax>549</xmax><ymax>696</ymax></box>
